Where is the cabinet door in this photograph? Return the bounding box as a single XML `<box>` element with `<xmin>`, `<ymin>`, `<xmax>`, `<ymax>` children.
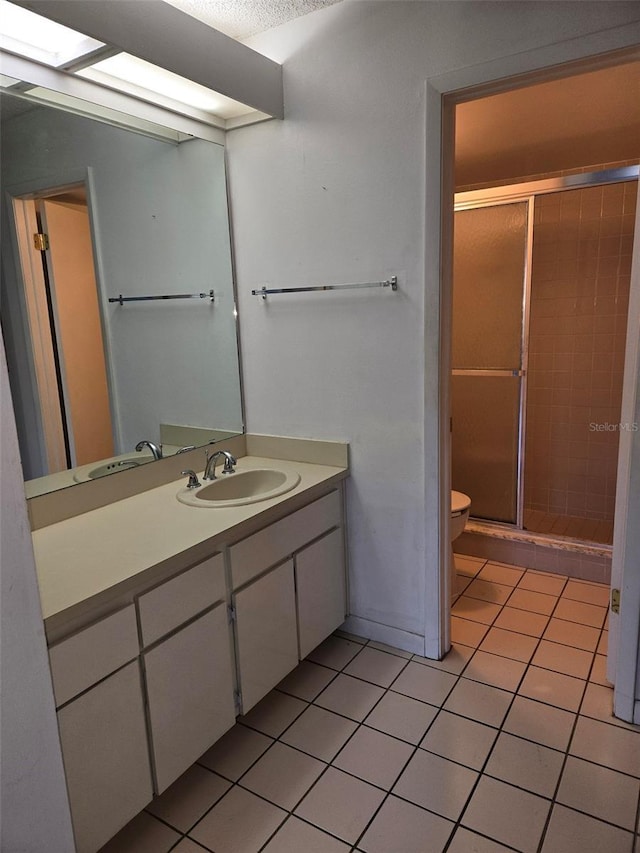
<box><xmin>296</xmin><ymin>528</ymin><xmax>346</xmax><ymax>660</ymax></box>
<box><xmin>57</xmin><ymin>661</ymin><xmax>153</xmax><ymax>853</ymax></box>
<box><xmin>234</xmin><ymin>560</ymin><xmax>298</xmax><ymax>713</ymax></box>
<box><xmin>144</xmin><ymin>603</ymin><xmax>236</xmax><ymax>794</ymax></box>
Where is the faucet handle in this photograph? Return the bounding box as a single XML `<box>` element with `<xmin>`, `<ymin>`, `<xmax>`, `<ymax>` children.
<box><xmin>222</xmin><ymin>453</ymin><xmax>236</xmax><ymax>474</ymax></box>
<box><xmin>181</xmin><ymin>469</ymin><xmax>201</xmax><ymax>489</ymax></box>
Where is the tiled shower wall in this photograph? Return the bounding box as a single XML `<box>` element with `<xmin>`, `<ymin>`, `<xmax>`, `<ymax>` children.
<box><xmin>524</xmin><ymin>179</ymin><xmax>637</xmax><ymax>522</ymax></box>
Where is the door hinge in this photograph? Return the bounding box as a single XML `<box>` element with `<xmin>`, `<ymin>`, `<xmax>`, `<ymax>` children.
<box><xmin>33</xmin><ymin>232</ymin><xmax>49</xmax><ymax>251</ymax></box>
<box><xmin>611</xmin><ymin>588</ymin><xmax>620</xmax><ymax>614</ymax></box>
<box><xmin>227</xmin><ymin>604</ymin><xmax>236</xmax><ymax>624</ymax></box>
<box><xmin>233</xmin><ymin>689</ymin><xmax>242</xmax><ymax>713</ymax></box>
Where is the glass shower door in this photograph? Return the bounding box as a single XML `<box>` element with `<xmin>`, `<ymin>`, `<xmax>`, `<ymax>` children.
<box><xmin>451</xmin><ymin>201</ymin><xmax>529</xmax><ymax>524</ymax></box>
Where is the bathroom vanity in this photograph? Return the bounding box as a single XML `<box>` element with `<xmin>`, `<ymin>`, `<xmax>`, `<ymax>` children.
<box><xmin>33</xmin><ymin>438</ymin><xmax>348</xmax><ymax>853</ymax></box>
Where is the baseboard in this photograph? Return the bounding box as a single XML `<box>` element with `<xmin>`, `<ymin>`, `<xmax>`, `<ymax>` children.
<box><xmin>341</xmin><ymin>615</ymin><xmax>425</xmax><ymax>656</ymax></box>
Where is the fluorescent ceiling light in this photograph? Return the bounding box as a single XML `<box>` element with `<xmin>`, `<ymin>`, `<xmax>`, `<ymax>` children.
<box><xmin>0</xmin><ymin>0</ymin><xmax>104</xmax><ymax>67</ymax></box>
<box><xmin>77</xmin><ymin>53</ymin><xmax>254</xmax><ymax>120</ymax></box>
<box><xmin>3</xmin><ymin>84</ymin><xmax>190</xmax><ymax>143</ymax></box>
<box><xmin>0</xmin><ymin>1</ymin><xmax>263</xmax><ymax>127</ymax></box>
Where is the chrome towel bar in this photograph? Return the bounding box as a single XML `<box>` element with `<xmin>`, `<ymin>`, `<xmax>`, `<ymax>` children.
<box><xmin>109</xmin><ymin>290</ymin><xmax>215</xmax><ymax>305</ymax></box>
<box><xmin>252</xmin><ymin>276</ymin><xmax>398</xmax><ymax>300</ymax></box>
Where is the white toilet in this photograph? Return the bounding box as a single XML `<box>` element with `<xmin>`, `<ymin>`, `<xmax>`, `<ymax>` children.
<box><xmin>450</xmin><ymin>490</ymin><xmax>471</xmax><ymax>597</ymax></box>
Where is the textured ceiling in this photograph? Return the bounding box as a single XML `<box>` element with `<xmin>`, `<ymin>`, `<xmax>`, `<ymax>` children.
<box><xmin>164</xmin><ymin>0</ymin><xmax>343</xmax><ymax>40</ymax></box>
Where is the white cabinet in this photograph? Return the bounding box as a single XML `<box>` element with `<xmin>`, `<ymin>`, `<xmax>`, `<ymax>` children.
<box><xmin>57</xmin><ymin>661</ymin><xmax>153</xmax><ymax>853</ymax></box>
<box><xmin>296</xmin><ymin>527</ymin><xmax>346</xmax><ymax>659</ymax></box>
<box><xmin>234</xmin><ymin>560</ymin><xmax>299</xmax><ymax>713</ymax></box>
<box><xmin>48</xmin><ymin>484</ymin><xmax>347</xmax><ymax>850</ymax></box>
<box><xmin>230</xmin><ymin>489</ymin><xmax>346</xmax><ymax>712</ymax></box>
<box><xmin>144</xmin><ymin>603</ymin><xmax>236</xmax><ymax>793</ymax></box>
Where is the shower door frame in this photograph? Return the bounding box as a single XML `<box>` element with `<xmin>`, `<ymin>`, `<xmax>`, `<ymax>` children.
<box><xmin>452</xmin><ymin>195</ymin><xmax>534</xmax><ymax>528</ymax></box>
<box><xmin>454</xmin><ymin>164</ymin><xmax>640</xmax><ymax>532</ymax></box>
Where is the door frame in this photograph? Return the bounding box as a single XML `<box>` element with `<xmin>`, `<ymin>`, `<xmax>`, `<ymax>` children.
<box><xmin>426</xmin><ymin>34</ymin><xmax>640</xmax><ymax>721</ymax></box>
<box><xmin>10</xmin><ymin>194</ymin><xmax>69</xmax><ymax>473</ymax></box>
<box><xmin>3</xmin><ymin>167</ymin><xmax>119</xmax><ymax>476</ymax></box>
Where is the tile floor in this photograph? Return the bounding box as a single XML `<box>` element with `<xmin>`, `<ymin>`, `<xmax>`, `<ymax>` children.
<box><xmin>100</xmin><ymin>556</ymin><xmax>640</xmax><ymax>853</ymax></box>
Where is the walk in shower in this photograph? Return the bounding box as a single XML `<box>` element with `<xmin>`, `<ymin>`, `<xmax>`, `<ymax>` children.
<box><xmin>452</xmin><ymin>166</ymin><xmax>638</xmax><ymax>550</ymax></box>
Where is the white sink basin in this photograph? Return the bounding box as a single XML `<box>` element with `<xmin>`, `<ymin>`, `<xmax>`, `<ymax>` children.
<box><xmin>176</xmin><ymin>468</ymin><xmax>300</xmax><ymax>508</ymax></box>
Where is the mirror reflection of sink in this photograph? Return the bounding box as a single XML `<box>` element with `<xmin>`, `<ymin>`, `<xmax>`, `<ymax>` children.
<box><xmin>73</xmin><ymin>456</ymin><xmax>153</xmax><ymax>483</ymax></box>
<box><xmin>177</xmin><ymin>468</ymin><xmax>301</xmax><ymax>508</ymax></box>
<box><xmin>88</xmin><ymin>458</ymin><xmax>150</xmax><ymax>479</ymax></box>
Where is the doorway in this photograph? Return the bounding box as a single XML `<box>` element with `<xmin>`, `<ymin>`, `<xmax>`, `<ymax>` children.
<box><xmin>11</xmin><ymin>184</ymin><xmax>114</xmax><ymax>474</ymax></box>
<box><xmin>429</xmin><ymin>46</ymin><xmax>640</xmax><ymax>721</ymax></box>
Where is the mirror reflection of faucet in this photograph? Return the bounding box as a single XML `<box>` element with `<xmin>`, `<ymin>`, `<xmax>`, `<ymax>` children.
<box><xmin>203</xmin><ymin>450</ymin><xmax>236</xmax><ymax>481</ymax></box>
<box><xmin>135</xmin><ymin>440</ymin><xmax>163</xmax><ymax>460</ymax></box>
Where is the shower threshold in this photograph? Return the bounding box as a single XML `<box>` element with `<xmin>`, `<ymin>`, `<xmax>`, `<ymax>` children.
<box><xmin>456</xmin><ymin>518</ymin><xmax>612</xmax><ymax>584</ymax></box>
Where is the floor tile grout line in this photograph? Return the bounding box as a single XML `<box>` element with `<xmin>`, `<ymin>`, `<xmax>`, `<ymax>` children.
<box><xmin>453</xmin><ymin>607</ymin><xmax>603</xmax><ymax>662</ymax></box>
<box><xmin>396</xmin><ymin>568</ymin><xmax>618</xmax><ymax>849</ymax></box>
<box><xmin>356</xmin><ymin>585</ymin><xmax>562</xmax><ymax>852</ymax></box>
<box><xmin>533</xmin><ymin>591</ymin><xmax>602</xmax><ymax>853</ymax></box>
<box><xmin>185</xmin><ymin>693</ymin><xmax>317</xmax><ymax>844</ymax></box>
<box><xmin>168</xmin><ymin>835</ymin><xmax>212</xmax><ymax>853</ymax></box>
<box><xmin>544</xmin><ymin>799</ymin><xmax>640</xmax><ymax>837</ymax></box>
<box><xmin>274</xmin><ymin>661</ymin><xmax>343</xmax><ymax>702</ymax></box>
<box><xmin>450</xmin><ymin>564</ymin><xmax>640</xmax><ymax>850</ymax></box>
<box><xmin>202</xmin><ymin>731</ymin><xmax>389</xmax><ymax>853</ymax></box>
<box><xmin>442</xmin><ymin>578</ymin><xmax>580</xmax><ymax>852</ymax></box>
<box><xmin>223</xmin><ymin>638</ymin><xmax>419</xmax><ymax>850</ymax></box>
<box><xmin>144</xmin><ymin>757</ymin><xmax>250</xmax><ymax>844</ymax></box>
<box><xmin>348</xmin><ymin>662</ymin><xmax>469</xmax><ymax>851</ymax></box>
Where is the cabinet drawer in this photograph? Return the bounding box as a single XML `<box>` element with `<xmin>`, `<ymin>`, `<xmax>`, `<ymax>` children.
<box><xmin>230</xmin><ymin>490</ymin><xmax>341</xmax><ymax>589</ymax></box>
<box><xmin>49</xmin><ymin>605</ymin><xmax>138</xmax><ymax>707</ymax></box>
<box><xmin>137</xmin><ymin>553</ymin><xmax>226</xmax><ymax>647</ymax></box>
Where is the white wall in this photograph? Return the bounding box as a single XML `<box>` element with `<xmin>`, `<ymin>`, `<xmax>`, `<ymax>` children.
<box><xmin>227</xmin><ymin>0</ymin><xmax>640</xmax><ymax>654</ymax></box>
<box><xmin>1</xmin><ymin>104</ymin><xmax>241</xmax><ymax>478</ymax></box>
<box><xmin>0</xmin><ymin>337</ymin><xmax>75</xmax><ymax>852</ymax></box>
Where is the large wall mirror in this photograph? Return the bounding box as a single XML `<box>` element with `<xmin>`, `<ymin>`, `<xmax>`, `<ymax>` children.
<box><xmin>0</xmin><ymin>87</ymin><xmax>244</xmax><ymax>497</ymax></box>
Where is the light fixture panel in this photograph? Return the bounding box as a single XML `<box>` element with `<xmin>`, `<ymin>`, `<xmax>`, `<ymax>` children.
<box><xmin>0</xmin><ymin>0</ymin><xmax>104</xmax><ymax>67</ymax></box>
<box><xmin>78</xmin><ymin>52</ymin><xmax>255</xmax><ymax>120</ymax></box>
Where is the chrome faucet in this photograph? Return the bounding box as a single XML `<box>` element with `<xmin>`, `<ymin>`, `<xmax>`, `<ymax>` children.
<box><xmin>181</xmin><ymin>469</ymin><xmax>201</xmax><ymax>489</ymax></box>
<box><xmin>135</xmin><ymin>440</ymin><xmax>163</xmax><ymax>460</ymax></box>
<box><xmin>203</xmin><ymin>450</ymin><xmax>236</xmax><ymax>480</ymax></box>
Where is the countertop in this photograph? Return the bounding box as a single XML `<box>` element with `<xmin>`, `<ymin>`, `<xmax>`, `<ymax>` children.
<box><xmin>33</xmin><ymin>454</ymin><xmax>347</xmax><ymax>626</ymax></box>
